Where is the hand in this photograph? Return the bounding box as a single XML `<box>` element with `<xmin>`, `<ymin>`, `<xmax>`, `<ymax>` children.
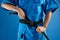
<box><xmin>17</xmin><ymin>8</ymin><xmax>25</xmax><ymax>19</ymax></box>
<box><xmin>36</xmin><ymin>26</ymin><xmax>46</xmax><ymax>33</ymax></box>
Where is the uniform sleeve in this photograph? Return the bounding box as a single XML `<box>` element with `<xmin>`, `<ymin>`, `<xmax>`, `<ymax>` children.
<box><xmin>2</xmin><ymin>0</ymin><xmax>18</xmax><ymax>6</ymax></box>
<box><xmin>43</xmin><ymin>0</ymin><xmax>58</xmax><ymax>15</ymax></box>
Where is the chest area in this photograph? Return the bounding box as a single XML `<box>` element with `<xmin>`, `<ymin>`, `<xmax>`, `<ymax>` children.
<box><xmin>18</xmin><ymin>0</ymin><xmax>45</xmax><ymax>6</ymax></box>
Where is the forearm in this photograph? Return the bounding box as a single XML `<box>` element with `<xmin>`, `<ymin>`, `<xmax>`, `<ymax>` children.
<box><xmin>1</xmin><ymin>4</ymin><xmax>25</xmax><ymax>18</ymax></box>
<box><xmin>1</xmin><ymin>4</ymin><xmax>22</xmax><ymax>12</ymax></box>
<box><xmin>43</xmin><ymin>11</ymin><xmax>52</xmax><ymax>28</ymax></box>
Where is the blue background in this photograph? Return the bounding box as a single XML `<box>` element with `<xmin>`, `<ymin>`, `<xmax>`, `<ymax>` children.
<box><xmin>0</xmin><ymin>0</ymin><xmax>60</xmax><ymax>40</ymax></box>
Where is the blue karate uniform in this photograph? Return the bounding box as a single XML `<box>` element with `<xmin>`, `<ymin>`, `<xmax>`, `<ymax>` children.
<box><xmin>2</xmin><ymin>0</ymin><xmax>58</xmax><ymax>40</ymax></box>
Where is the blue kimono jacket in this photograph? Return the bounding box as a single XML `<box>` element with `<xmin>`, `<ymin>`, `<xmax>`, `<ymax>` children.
<box><xmin>2</xmin><ymin>0</ymin><xmax>58</xmax><ymax>40</ymax></box>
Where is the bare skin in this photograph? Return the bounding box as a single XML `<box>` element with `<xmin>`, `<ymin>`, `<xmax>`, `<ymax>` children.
<box><xmin>1</xmin><ymin>4</ymin><xmax>52</xmax><ymax>33</ymax></box>
<box><xmin>36</xmin><ymin>11</ymin><xmax>52</xmax><ymax>32</ymax></box>
<box><xmin>1</xmin><ymin>4</ymin><xmax>25</xmax><ymax>19</ymax></box>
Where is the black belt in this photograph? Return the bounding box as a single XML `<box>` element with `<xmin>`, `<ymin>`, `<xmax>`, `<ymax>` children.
<box><xmin>9</xmin><ymin>12</ymin><xmax>49</xmax><ymax>40</ymax></box>
<box><xmin>19</xmin><ymin>18</ymin><xmax>42</xmax><ymax>27</ymax></box>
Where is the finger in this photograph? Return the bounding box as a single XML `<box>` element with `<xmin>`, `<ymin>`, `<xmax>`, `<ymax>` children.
<box><xmin>39</xmin><ymin>27</ymin><xmax>43</xmax><ymax>32</ymax></box>
<box><xmin>39</xmin><ymin>27</ymin><xmax>45</xmax><ymax>32</ymax></box>
<box><xmin>38</xmin><ymin>29</ymin><xmax>41</xmax><ymax>32</ymax></box>
<box><xmin>36</xmin><ymin>28</ymin><xmax>39</xmax><ymax>31</ymax></box>
<box><xmin>36</xmin><ymin>28</ymin><xmax>41</xmax><ymax>33</ymax></box>
<box><xmin>23</xmin><ymin>15</ymin><xmax>25</xmax><ymax>18</ymax></box>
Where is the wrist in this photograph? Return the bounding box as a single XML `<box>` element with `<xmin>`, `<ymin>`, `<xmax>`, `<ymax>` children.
<box><xmin>43</xmin><ymin>25</ymin><xmax>47</xmax><ymax>28</ymax></box>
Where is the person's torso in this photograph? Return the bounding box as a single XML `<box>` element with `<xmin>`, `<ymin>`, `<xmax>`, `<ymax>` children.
<box><xmin>17</xmin><ymin>0</ymin><xmax>46</xmax><ymax>22</ymax></box>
